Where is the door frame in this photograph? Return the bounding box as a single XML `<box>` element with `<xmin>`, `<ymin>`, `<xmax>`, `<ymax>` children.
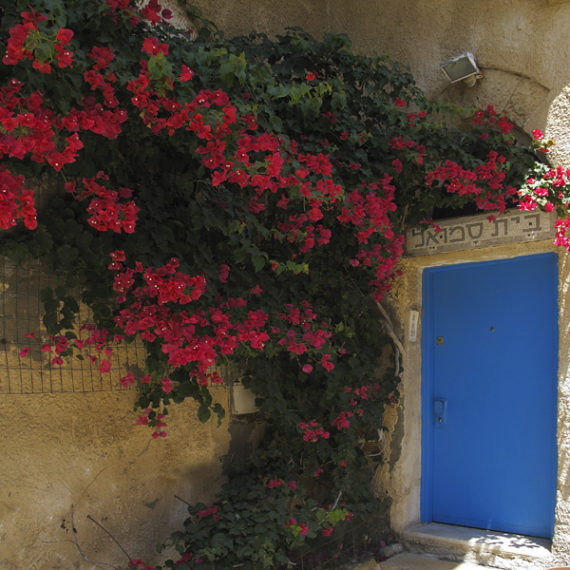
<box><xmin>419</xmin><ymin>254</ymin><xmax>558</xmax><ymax>535</ymax></box>
<box><xmin>377</xmin><ymin>241</ymin><xmax>565</xmax><ymax>545</ymax></box>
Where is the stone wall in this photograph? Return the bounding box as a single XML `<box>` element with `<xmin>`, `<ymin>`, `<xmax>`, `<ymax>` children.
<box><xmin>0</xmin><ymin>390</ymin><xmax>229</xmax><ymax>569</ymax></box>
<box><xmin>3</xmin><ymin>0</ymin><xmax>570</xmax><ymax>566</ymax></box>
<box><xmin>187</xmin><ymin>0</ymin><xmax>570</xmax><ymax>161</ymax></box>
<box><xmin>0</xmin><ymin>261</ymin><xmax>231</xmax><ymax>569</ymax></box>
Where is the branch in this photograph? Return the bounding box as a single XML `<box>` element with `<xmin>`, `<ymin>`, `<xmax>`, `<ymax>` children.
<box><xmin>394</xmin><ymin>346</ymin><xmax>400</xmax><ymax>379</ymax></box>
<box><xmin>174</xmin><ymin>494</ymin><xmax>191</xmax><ymax>506</ymax></box>
<box><xmin>330</xmin><ymin>490</ymin><xmax>342</xmax><ymax>511</ymax></box>
<box><xmin>70</xmin><ymin>505</ymin><xmax>116</xmax><ymax>569</ymax></box>
<box><xmin>87</xmin><ymin>514</ymin><xmax>132</xmax><ymax>563</ymax></box>
<box><xmin>376</xmin><ymin>301</ymin><xmax>406</xmax><ymax>361</ymax></box>
<box><xmin>174</xmin><ymin>495</ymin><xmax>197</xmax><ymax>524</ymax></box>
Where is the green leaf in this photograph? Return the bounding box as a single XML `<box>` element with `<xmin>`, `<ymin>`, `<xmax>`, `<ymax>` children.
<box><xmin>197</xmin><ymin>404</ymin><xmax>211</xmax><ymax>423</ymax></box>
<box><xmin>34</xmin><ymin>41</ymin><xmax>54</xmax><ymax>63</ymax></box>
<box><xmin>147</xmin><ymin>54</ymin><xmax>172</xmax><ymax>81</ymax></box>
<box><xmin>269</xmin><ymin>114</ymin><xmax>282</xmax><ymax>131</ymax></box>
<box><xmin>219</xmin><ymin>53</ymin><xmax>247</xmax><ymax>88</ymax></box>
<box><xmin>252</xmin><ymin>253</ymin><xmax>266</xmax><ymax>272</ymax></box>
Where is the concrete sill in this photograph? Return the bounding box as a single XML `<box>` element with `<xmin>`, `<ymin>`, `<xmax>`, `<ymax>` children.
<box><xmin>402</xmin><ymin>523</ymin><xmax>553</xmax><ymax>569</ymax></box>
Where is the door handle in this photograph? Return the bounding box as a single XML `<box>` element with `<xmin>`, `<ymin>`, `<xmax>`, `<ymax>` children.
<box><xmin>433</xmin><ymin>398</ymin><xmax>447</xmax><ymax>426</ymax></box>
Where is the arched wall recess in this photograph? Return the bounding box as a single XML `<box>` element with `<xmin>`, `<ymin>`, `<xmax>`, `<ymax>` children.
<box><xmin>437</xmin><ymin>68</ymin><xmax>550</xmax><ymax>132</ymax></box>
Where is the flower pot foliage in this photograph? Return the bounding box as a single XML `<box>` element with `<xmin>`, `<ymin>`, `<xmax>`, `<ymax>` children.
<box><xmin>1</xmin><ymin>0</ymin><xmax>569</xmax><ymax>567</ymax></box>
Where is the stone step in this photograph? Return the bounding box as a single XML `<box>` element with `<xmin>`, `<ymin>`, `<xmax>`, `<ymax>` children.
<box><xmin>401</xmin><ymin>523</ymin><xmax>554</xmax><ymax>570</ymax></box>
<box><xmin>378</xmin><ymin>552</ymin><xmax>496</xmax><ymax>569</ymax></box>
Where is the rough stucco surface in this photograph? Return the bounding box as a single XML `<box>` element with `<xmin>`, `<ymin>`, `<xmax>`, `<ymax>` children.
<box><xmin>3</xmin><ymin>0</ymin><xmax>570</xmax><ymax>567</ymax></box>
<box><xmin>0</xmin><ymin>255</ymin><xmax>231</xmax><ymax>568</ymax></box>
<box><xmin>188</xmin><ymin>0</ymin><xmax>570</xmax><ymax>150</ymax></box>
<box><xmin>185</xmin><ymin>0</ymin><xmax>570</xmax><ymax>196</ymax></box>
<box><xmin>189</xmin><ymin>3</ymin><xmax>569</xmax><ymax>91</ymax></box>
<box><xmin>554</xmin><ymin>251</ymin><xmax>570</xmax><ymax>562</ymax></box>
<box><xmin>0</xmin><ymin>389</ymin><xmax>229</xmax><ymax>569</ymax></box>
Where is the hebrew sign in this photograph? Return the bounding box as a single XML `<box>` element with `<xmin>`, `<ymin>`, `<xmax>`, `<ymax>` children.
<box><xmin>405</xmin><ymin>211</ymin><xmax>555</xmax><ymax>256</ymax></box>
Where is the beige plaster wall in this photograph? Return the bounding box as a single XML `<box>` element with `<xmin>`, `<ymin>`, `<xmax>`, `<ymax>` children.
<box><xmin>0</xmin><ymin>388</ymin><xmax>230</xmax><ymax>569</ymax></box>
<box><xmin>0</xmin><ymin>257</ymin><xmax>232</xmax><ymax>568</ymax></box>
<box><xmin>188</xmin><ymin>1</ymin><xmax>569</xmax><ymax>117</ymax></box>
<box><xmin>4</xmin><ymin>0</ymin><xmax>570</xmax><ymax>566</ymax></box>
<box><xmin>555</xmin><ymin>251</ymin><xmax>570</xmax><ymax>561</ymax></box>
<box><xmin>185</xmin><ymin>0</ymin><xmax>570</xmax><ymax>170</ymax></box>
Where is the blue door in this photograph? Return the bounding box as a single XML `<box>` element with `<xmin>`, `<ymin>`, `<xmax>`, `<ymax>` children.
<box><xmin>421</xmin><ymin>253</ymin><xmax>558</xmax><ymax>538</ymax></box>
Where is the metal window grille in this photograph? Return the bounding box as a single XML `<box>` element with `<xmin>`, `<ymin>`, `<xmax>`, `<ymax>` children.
<box><xmin>0</xmin><ymin>258</ymin><xmax>145</xmax><ymax>394</ymax></box>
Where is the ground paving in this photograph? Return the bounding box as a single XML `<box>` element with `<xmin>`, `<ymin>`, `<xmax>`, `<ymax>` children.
<box><xmin>377</xmin><ymin>552</ymin><xmax>499</xmax><ymax>569</ymax></box>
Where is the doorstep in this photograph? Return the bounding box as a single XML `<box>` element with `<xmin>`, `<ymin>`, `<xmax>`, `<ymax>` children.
<box><xmin>401</xmin><ymin>523</ymin><xmax>553</xmax><ymax>570</ymax></box>
<box><xmin>379</xmin><ymin>552</ymin><xmax>496</xmax><ymax>569</ymax></box>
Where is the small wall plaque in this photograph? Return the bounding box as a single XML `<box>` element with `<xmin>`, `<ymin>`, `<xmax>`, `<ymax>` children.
<box><xmin>405</xmin><ymin>211</ymin><xmax>555</xmax><ymax>256</ymax></box>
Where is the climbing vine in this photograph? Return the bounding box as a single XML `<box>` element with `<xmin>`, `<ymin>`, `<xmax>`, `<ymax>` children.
<box><xmin>1</xmin><ymin>0</ymin><xmax>569</xmax><ymax>567</ymax></box>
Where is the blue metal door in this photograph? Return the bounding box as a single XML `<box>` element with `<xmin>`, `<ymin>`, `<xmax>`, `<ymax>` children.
<box><xmin>421</xmin><ymin>253</ymin><xmax>558</xmax><ymax>538</ymax></box>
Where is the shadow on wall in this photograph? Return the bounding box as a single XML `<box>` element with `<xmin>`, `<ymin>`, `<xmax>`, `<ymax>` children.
<box><xmin>0</xmin><ymin>257</ymin><xmax>231</xmax><ymax>569</ymax></box>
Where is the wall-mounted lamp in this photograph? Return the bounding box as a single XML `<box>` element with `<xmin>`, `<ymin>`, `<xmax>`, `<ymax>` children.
<box><xmin>440</xmin><ymin>52</ymin><xmax>483</xmax><ymax>87</ymax></box>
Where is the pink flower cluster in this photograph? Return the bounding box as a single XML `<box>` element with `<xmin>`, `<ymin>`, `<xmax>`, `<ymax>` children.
<box><xmin>472</xmin><ymin>104</ymin><xmax>514</xmax><ymax>135</ymax></box>
<box><xmin>0</xmin><ymin>9</ymin><xmax>414</xmax><ymax>312</ymax></box>
<box><xmin>331</xmin><ymin>383</ymin><xmax>382</xmax><ymax>430</ymax></box>
<box><xmin>554</xmin><ymin>218</ymin><xmax>570</xmax><ymax>250</ymax></box>
<box><xmin>425</xmin><ymin>151</ymin><xmax>516</xmax><ymax>214</ymax></box>
<box><xmin>285</xmin><ymin>517</ymin><xmax>308</xmax><ymax>535</ymax></box>
<box><xmin>276</xmin><ymin>302</ymin><xmax>334</xmax><ymax>368</ymax></box>
<box><xmin>65</xmin><ymin>173</ymin><xmax>139</xmax><ymax>233</ymax></box>
<box><xmin>19</xmin><ymin>326</ymin><xmax>120</xmax><ymax>370</ymax></box>
<box><xmin>198</xmin><ymin>505</ymin><xmax>220</xmax><ymax>521</ymax></box>
<box><xmin>298</xmin><ymin>419</ymin><xmax>330</xmax><ymax>442</ymax></box>
<box><xmin>267</xmin><ymin>478</ymin><xmax>297</xmax><ymax>490</ymax></box>
<box><xmin>0</xmin><ymin>167</ymin><xmax>37</xmax><ymax>229</ymax></box>
<box><xmin>2</xmin><ymin>11</ymin><xmax>74</xmax><ymax>73</ymax></box>
<box><xmin>0</xmin><ymin>81</ymin><xmax>84</xmax><ymax>171</ymax></box>
<box><xmin>337</xmin><ymin>177</ymin><xmax>404</xmax><ymax>301</ymax></box>
<box><xmin>108</xmin><ymin>251</ymin><xmax>338</xmax><ymax>392</ymax></box>
<box><xmin>517</xmin><ymin>165</ymin><xmax>570</xmax><ymax>218</ymax></box>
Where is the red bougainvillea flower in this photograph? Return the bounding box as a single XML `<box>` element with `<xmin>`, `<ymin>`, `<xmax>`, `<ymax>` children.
<box><xmin>161</xmin><ymin>377</ymin><xmax>173</xmax><ymax>393</ymax></box>
<box><xmin>179</xmin><ymin>64</ymin><xmax>194</xmax><ymax>82</ymax></box>
<box><xmin>119</xmin><ymin>371</ymin><xmax>135</xmax><ymax>388</ymax></box>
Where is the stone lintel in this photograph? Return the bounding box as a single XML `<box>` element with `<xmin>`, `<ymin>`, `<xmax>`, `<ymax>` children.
<box><xmin>405</xmin><ymin>210</ymin><xmax>555</xmax><ymax>257</ymax></box>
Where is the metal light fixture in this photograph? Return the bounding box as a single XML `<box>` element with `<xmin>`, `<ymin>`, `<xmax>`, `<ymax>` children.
<box><xmin>440</xmin><ymin>52</ymin><xmax>483</xmax><ymax>87</ymax></box>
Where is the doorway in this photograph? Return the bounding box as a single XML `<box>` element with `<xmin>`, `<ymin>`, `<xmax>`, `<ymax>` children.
<box><xmin>421</xmin><ymin>253</ymin><xmax>558</xmax><ymax>538</ymax></box>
